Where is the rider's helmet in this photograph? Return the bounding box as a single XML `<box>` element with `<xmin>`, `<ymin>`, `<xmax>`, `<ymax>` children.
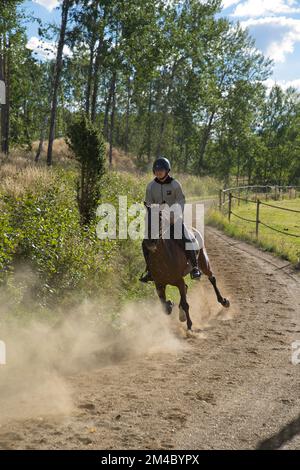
<box><xmin>152</xmin><ymin>157</ymin><xmax>171</xmax><ymax>174</ymax></box>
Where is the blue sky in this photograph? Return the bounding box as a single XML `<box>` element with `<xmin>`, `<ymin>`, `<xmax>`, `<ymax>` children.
<box><xmin>21</xmin><ymin>0</ymin><xmax>300</xmax><ymax>90</ymax></box>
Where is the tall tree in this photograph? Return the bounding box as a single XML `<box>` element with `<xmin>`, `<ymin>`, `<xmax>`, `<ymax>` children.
<box><xmin>47</xmin><ymin>0</ymin><xmax>72</xmax><ymax>166</ymax></box>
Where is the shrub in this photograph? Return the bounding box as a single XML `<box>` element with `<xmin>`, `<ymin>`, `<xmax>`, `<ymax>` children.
<box><xmin>67</xmin><ymin>114</ymin><xmax>105</xmax><ymax>225</ymax></box>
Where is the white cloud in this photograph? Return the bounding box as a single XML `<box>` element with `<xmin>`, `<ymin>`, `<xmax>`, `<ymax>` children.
<box><xmin>222</xmin><ymin>0</ymin><xmax>241</xmax><ymax>9</ymax></box>
<box><xmin>232</xmin><ymin>0</ymin><xmax>300</xmax><ymax>17</ymax></box>
<box><xmin>26</xmin><ymin>36</ymin><xmax>72</xmax><ymax>60</ymax></box>
<box><xmin>264</xmin><ymin>77</ymin><xmax>300</xmax><ymax>91</ymax></box>
<box><xmin>32</xmin><ymin>0</ymin><xmax>59</xmax><ymax>11</ymax></box>
<box><xmin>241</xmin><ymin>16</ymin><xmax>300</xmax><ymax>63</ymax></box>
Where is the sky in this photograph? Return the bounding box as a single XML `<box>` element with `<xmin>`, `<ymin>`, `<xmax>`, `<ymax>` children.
<box><xmin>21</xmin><ymin>0</ymin><xmax>300</xmax><ymax>90</ymax></box>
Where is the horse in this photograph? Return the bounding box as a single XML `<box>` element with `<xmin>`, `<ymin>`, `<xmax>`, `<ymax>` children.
<box><xmin>143</xmin><ymin>202</ymin><xmax>230</xmax><ymax>331</ymax></box>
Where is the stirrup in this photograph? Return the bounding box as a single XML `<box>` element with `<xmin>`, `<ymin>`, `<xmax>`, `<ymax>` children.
<box><xmin>190</xmin><ymin>267</ymin><xmax>202</xmax><ymax>280</ymax></box>
<box><xmin>139</xmin><ymin>271</ymin><xmax>153</xmax><ymax>283</ymax></box>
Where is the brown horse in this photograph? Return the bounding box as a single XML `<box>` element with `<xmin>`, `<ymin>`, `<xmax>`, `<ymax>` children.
<box><xmin>143</xmin><ymin>203</ymin><xmax>230</xmax><ymax>330</ymax></box>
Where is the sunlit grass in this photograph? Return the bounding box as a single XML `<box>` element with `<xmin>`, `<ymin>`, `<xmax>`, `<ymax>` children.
<box><xmin>207</xmin><ymin>198</ymin><xmax>300</xmax><ymax>266</ymax></box>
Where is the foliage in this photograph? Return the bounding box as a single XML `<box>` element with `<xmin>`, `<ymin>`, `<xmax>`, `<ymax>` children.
<box><xmin>67</xmin><ymin>114</ymin><xmax>105</xmax><ymax>224</ymax></box>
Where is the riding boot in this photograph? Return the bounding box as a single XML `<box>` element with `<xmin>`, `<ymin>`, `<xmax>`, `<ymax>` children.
<box><xmin>139</xmin><ymin>241</ymin><xmax>153</xmax><ymax>283</ymax></box>
<box><xmin>186</xmin><ymin>249</ymin><xmax>202</xmax><ymax>280</ymax></box>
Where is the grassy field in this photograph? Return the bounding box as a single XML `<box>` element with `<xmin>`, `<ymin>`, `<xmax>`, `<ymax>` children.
<box><xmin>207</xmin><ymin>197</ymin><xmax>300</xmax><ymax>266</ymax></box>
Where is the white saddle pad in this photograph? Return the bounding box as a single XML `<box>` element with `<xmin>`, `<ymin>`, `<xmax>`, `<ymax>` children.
<box><xmin>185</xmin><ymin>226</ymin><xmax>204</xmax><ymax>252</ymax></box>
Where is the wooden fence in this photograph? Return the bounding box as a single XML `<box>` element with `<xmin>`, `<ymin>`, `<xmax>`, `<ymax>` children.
<box><xmin>219</xmin><ymin>185</ymin><xmax>300</xmax><ymax>239</ymax></box>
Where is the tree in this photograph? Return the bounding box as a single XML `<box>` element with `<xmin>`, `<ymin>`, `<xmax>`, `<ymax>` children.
<box><xmin>47</xmin><ymin>0</ymin><xmax>72</xmax><ymax>166</ymax></box>
<box><xmin>258</xmin><ymin>85</ymin><xmax>300</xmax><ymax>184</ymax></box>
<box><xmin>0</xmin><ymin>0</ymin><xmax>24</xmax><ymax>154</ymax></box>
<box><xmin>67</xmin><ymin>114</ymin><xmax>105</xmax><ymax>225</ymax></box>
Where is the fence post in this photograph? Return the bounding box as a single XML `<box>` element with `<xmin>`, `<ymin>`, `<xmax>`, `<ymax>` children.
<box><xmin>256</xmin><ymin>199</ymin><xmax>260</xmax><ymax>238</ymax></box>
<box><xmin>228</xmin><ymin>192</ymin><xmax>232</xmax><ymax>222</ymax></box>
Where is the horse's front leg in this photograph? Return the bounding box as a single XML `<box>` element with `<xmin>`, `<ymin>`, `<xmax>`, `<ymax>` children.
<box><xmin>178</xmin><ymin>279</ymin><xmax>192</xmax><ymax>330</ymax></box>
<box><xmin>198</xmin><ymin>248</ymin><xmax>230</xmax><ymax>308</ymax></box>
<box><xmin>155</xmin><ymin>283</ymin><xmax>174</xmax><ymax>315</ymax></box>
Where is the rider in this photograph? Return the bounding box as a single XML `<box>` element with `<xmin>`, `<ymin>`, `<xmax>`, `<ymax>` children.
<box><xmin>139</xmin><ymin>156</ymin><xmax>202</xmax><ymax>283</ymax></box>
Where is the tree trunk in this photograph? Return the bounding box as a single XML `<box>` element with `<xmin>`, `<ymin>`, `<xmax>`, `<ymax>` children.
<box><xmin>179</xmin><ymin>135</ymin><xmax>184</xmax><ymax>171</ymax></box>
<box><xmin>108</xmin><ymin>71</ymin><xmax>117</xmax><ymax>168</ymax></box>
<box><xmin>47</xmin><ymin>0</ymin><xmax>71</xmax><ymax>166</ymax></box>
<box><xmin>184</xmin><ymin>141</ymin><xmax>188</xmax><ymax>173</ymax></box>
<box><xmin>85</xmin><ymin>38</ymin><xmax>96</xmax><ymax>117</ymax></box>
<box><xmin>236</xmin><ymin>151</ymin><xmax>240</xmax><ymax>186</ymax></box>
<box><xmin>247</xmin><ymin>159</ymin><xmax>253</xmax><ymax>185</ymax></box>
<box><xmin>197</xmin><ymin>109</ymin><xmax>216</xmax><ymax>174</ymax></box>
<box><xmin>24</xmin><ymin>99</ymin><xmax>32</xmax><ymax>151</ymax></box>
<box><xmin>3</xmin><ymin>35</ymin><xmax>10</xmax><ymax>155</ymax></box>
<box><xmin>91</xmin><ymin>6</ymin><xmax>106</xmax><ymax>123</ymax></box>
<box><xmin>103</xmin><ymin>77</ymin><xmax>113</xmax><ymax>141</ymax></box>
<box><xmin>170</xmin><ymin>117</ymin><xmax>176</xmax><ymax>162</ymax></box>
<box><xmin>146</xmin><ymin>81</ymin><xmax>152</xmax><ymax>162</ymax></box>
<box><xmin>124</xmin><ymin>76</ymin><xmax>131</xmax><ymax>154</ymax></box>
<box><xmin>91</xmin><ymin>37</ymin><xmax>105</xmax><ymax>123</ymax></box>
<box><xmin>0</xmin><ymin>34</ymin><xmax>9</xmax><ymax>155</ymax></box>
<box><xmin>0</xmin><ymin>49</ymin><xmax>5</xmax><ymax>154</ymax></box>
<box><xmin>35</xmin><ymin>115</ymin><xmax>49</xmax><ymax>162</ymax></box>
<box><xmin>156</xmin><ymin>63</ymin><xmax>177</xmax><ymax>157</ymax></box>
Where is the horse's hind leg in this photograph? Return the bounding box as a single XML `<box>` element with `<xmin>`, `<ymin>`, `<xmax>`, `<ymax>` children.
<box><xmin>198</xmin><ymin>248</ymin><xmax>213</xmax><ymax>277</ymax></box>
<box><xmin>178</xmin><ymin>279</ymin><xmax>192</xmax><ymax>330</ymax></box>
<box><xmin>209</xmin><ymin>275</ymin><xmax>230</xmax><ymax>308</ymax></box>
<box><xmin>199</xmin><ymin>248</ymin><xmax>230</xmax><ymax>308</ymax></box>
<box><xmin>155</xmin><ymin>283</ymin><xmax>173</xmax><ymax>315</ymax></box>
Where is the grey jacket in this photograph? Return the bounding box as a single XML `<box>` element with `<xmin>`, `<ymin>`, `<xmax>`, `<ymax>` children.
<box><xmin>145</xmin><ymin>176</ymin><xmax>185</xmax><ymax>212</ymax></box>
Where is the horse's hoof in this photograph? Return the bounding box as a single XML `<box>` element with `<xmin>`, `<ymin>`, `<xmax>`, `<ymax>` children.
<box><xmin>186</xmin><ymin>327</ymin><xmax>193</xmax><ymax>337</ymax></box>
<box><xmin>179</xmin><ymin>307</ymin><xmax>186</xmax><ymax>322</ymax></box>
<box><xmin>165</xmin><ymin>300</ymin><xmax>174</xmax><ymax>315</ymax></box>
<box><xmin>222</xmin><ymin>298</ymin><xmax>230</xmax><ymax>308</ymax></box>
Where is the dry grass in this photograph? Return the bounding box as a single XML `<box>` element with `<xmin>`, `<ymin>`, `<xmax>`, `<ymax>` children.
<box><xmin>1</xmin><ymin>140</ymin><xmax>220</xmax><ymax>200</ymax></box>
<box><xmin>106</xmin><ymin>144</ymin><xmax>138</xmax><ymax>173</ymax></box>
<box><xmin>32</xmin><ymin>139</ymin><xmax>138</xmax><ymax>173</ymax></box>
<box><xmin>0</xmin><ymin>151</ymin><xmax>56</xmax><ymax>198</ymax></box>
<box><xmin>32</xmin><ymin>138</ymin><xmax>74</xmax><ymax>163</ymax></box>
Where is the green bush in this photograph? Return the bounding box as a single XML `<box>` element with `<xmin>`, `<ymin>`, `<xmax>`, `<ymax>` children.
<box><xmin>0</xmin><ymin>200</ymin><xmax>18</xmax><ymax>276</ymax></box>
<box><xmin>0</xmin><ymin>166</ymin><xmax>149</xmax><ymax>309</ymax></box>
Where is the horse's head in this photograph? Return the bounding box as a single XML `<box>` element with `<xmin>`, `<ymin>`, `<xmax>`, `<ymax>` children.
<box><xmin>144</xmin><ymin>202</ymin><xmax>162</xmax><ymax>252</ymax></box>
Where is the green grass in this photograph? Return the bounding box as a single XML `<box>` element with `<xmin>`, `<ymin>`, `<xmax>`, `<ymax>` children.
<box><xmin>207</xmin><ymin>197</ymin><xmax>300</xmax><ymax>266</ymax></box>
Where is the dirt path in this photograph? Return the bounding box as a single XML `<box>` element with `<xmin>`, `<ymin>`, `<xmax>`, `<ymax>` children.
<box><xmin>1</xmin><ymin>227</ymin><xmax>300</xmax><ymax>450</ymax></box>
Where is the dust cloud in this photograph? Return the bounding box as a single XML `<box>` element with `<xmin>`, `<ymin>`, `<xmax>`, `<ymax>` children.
<box><xmin>0</xmin><ymin>287</ymin><xmax>184</xmax><ymax>424</ymax></box>
<box><xmin>0</xmin><ymin>263</ymin><xmax>234</xmax><ymax>426</ymax></box>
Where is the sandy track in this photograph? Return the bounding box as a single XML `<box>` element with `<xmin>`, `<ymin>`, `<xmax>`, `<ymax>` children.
<box><xmin>1</xmin><ymin>227</ymin><xmax>300</xmax><ymax>450</ymax></box>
